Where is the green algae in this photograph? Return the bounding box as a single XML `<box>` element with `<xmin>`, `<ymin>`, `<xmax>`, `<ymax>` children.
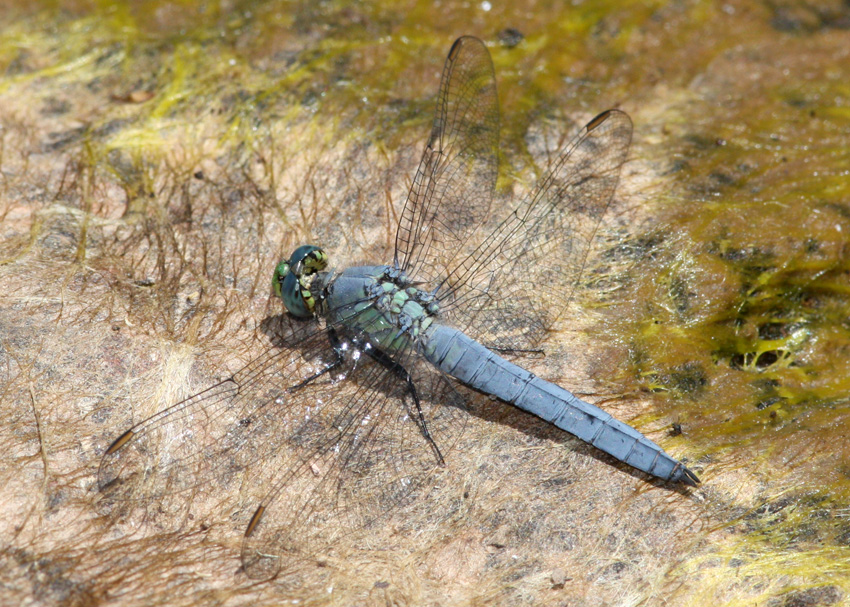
<box><xmin>605</xmin><ymin>15</ymin><xmax>850</xmax><ymax>603</ymax></box>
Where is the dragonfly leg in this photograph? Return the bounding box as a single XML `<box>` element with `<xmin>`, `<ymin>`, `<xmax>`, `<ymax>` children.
<box><xmin>365</xmin><ymin>346</ymin><xmax>446</xmax><ymax>466</ymax></box>
<box><xmin>488</xmin><ymin>345</ymin><xmax>545</xmax><ymax>358</ymax></box>
<box><xmin>286</xmin><ymin>328</ymin><xmax>347</xmax><ymax>394</ymax></box>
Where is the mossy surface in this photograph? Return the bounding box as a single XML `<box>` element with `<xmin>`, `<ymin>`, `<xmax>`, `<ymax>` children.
<box><xmin>1</xmin><ymin>1</ymin><xmax>848</xmax><ymax>606</ymax></box>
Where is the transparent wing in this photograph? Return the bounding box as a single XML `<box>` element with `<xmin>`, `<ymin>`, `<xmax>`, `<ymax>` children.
<box><xmin>97</xmin><ymin>313</ymin><xmax>468</xmax><ymax>581</ymax></box>
<box><xmin>96</xmin><ymin>317</ymin><xmax>341</xmax><ymax>513</ymax></box>
<box><xmin>394</xmin><ymin>35</ymin><xmax>500</xmax><ymax>283</ymax></box>
<box><xmin>240</xmin><ymin>335</ymin><xmax>467</xmax><ymax>580</ymax></box>
<box><xmin>435</xmin><ymin>109</ymin><xmax>633</xmax><ymax>349</ymax></box>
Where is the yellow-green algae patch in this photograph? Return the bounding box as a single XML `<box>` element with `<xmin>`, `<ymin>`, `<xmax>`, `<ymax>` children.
<box><xmin>601</xmin><ymin>14</ymin><xmax>850</xmax><ymax>605</ymax></box>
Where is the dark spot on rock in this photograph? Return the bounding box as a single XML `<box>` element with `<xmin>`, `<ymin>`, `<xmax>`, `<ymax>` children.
<box><xmin>541</xmin><ymin>476</ymin><xmax>572</xmax><ymax>489</ymax></box>
<box><xmin>768</xmin><ymin>585</ymin><xmax>842</xmax><ymax>607</ymax></box>
<box><xmin>601</xmin><ymin>561</ymin><xmax>628</xmax><ymax>578</ymax></box>
<box><xmin>755</xmin><ymin>350</ymin><xmax>780</xmax><ymax>368</ymax></box>
<box><xmin>497</xmin><ymin>28</ymin><xmax>524</xmax><ymax>48</ymax></box>
<box><xmin>758</xmin><ymin>322</ymin><xmax>787</xmax><ymax>340</ymax></box>
<box><xmin>756</xmin><ymin>396</ymin><xmax>783</xmax><ymax>410</ymax></box>
<box><xmin>709</xmin><ymin>171</ymin><xmax>735</xmax><ymax>186</ymax></box>
<box><xmin>667</xmin><ymin>362</ymin><xmax>708</xmax><ymax>394</ymax></box>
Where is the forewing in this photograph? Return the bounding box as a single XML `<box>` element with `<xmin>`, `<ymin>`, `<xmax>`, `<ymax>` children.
<box><xmin>96</xmin><ymin>317</ymin><xmax>340</xmax><ymax>518</ymax></box>
<box><xmin>99</xmin><ymin>296</ymin><xmax>468</xmax><ymax>582</ymax></box>
<box><xmin>438</xmin><ymin>110</ymin><xmax>633</xmax><ymax>349</ymax></box>
<box><xmin>394</xmin><ymin>36</ymin><xmax>499</xmax><ymax>284</ymax></box>
<box><xmin>240</xmin><ymin>336</ymin><xmax>468</xmax><ymax>581</ymax></box>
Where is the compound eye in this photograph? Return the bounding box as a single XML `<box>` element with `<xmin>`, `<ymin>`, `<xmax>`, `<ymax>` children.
<box><xmin>272</xmin><ymin>260</ymin><xmax>290</xmax><ymax>299</ymax></box>
<box><xmin>274</xmin><ymin>244</ymin><xmax>328</xmax><ymax>317</ymax></box>
<box><xmin>280</xmin><ymin>270</ymin><xmax>313</xmax><ymax>317</ymax></box>
<box><xmin>290</xmin><ymin>245</ymin><xmax>328</xmax><ymax>276</ymax></box>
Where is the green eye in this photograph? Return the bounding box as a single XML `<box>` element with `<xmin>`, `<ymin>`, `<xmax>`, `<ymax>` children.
<box><xmin>272</xmin><ymin>261</ymin><xmax>290</xmax><ymax>299</ymax></box>
<box><xmin>274</xmin><ymin>245</ymin><xmax>329</xmax><ymax>317</ymax></box>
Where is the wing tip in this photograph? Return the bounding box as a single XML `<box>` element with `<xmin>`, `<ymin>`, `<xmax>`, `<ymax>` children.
<box><xmin>586</xmin><ymin>110</ymin><xmax>612</xmax><ymax>132</ymax></box>
<box><xmin>448</xmin><ymin>36</ymin><xmax>470</xmax><ymax>61</ymax></box>
<box><xmin>448</xmin><ymin>35</ymin><xmax>487</xmax><ymax>62</ymax></box>
<box><xmin>245</xmin><ymin>504</ymin><xmax>266</xmax><ymax>537</ymax></box>
<box><xmin>104</xmin><ymin>428</ymin><xmax>136</xmax><ymax>456</ymax></box>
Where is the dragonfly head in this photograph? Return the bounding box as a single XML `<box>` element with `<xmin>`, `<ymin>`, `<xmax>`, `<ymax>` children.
<box><xmin>273</xmin><ymin>245</ymin><xmax>328</xmax><ymax>317</ymax></box>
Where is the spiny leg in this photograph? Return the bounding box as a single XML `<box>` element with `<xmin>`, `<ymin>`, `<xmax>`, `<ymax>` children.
<box><xmin>489</xmin><ymin>346</ymin><xmax>545</xmax><ymax>357</ymax></box>
<box><xmin>286</xmin><ymin>328</ymin><xmax>346</xmax><ymax>394</ymax></box>
<box><xmin>365</xmin><ymin>346</ymin><xmax>445</xmax><ymax>465</ymax></box>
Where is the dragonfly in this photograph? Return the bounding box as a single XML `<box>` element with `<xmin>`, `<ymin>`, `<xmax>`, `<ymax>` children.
<box><xmin>98</xmin><ymin>36</ymin><xmax>699</xmax><ymax>581</ymax></box>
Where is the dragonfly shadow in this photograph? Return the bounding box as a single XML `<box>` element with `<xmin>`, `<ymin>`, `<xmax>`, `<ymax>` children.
<box><xmin>461</xmin><ymin>384</ymin><xmax>699</xmax><ymax>496</ymax></box>
<box><xmin>258</xmin><ymin>313</ymin><xmax>319</xmax><ymax>351</ymax></box>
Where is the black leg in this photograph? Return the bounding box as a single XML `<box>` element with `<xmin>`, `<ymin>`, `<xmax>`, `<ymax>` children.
<box><xmin>286</xmin><ymin>328</ymin><xmax>346</xmax><ymax>394</ymax></box>
<box><xmin>365</xmin><ymin>346</ymin><xmax>445</xmax><ymax>466</ymax></box>
<box><xmin>489</xmin><ymin>346</ymin><xmax>545</xmax><ymax>357</ymax></box>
